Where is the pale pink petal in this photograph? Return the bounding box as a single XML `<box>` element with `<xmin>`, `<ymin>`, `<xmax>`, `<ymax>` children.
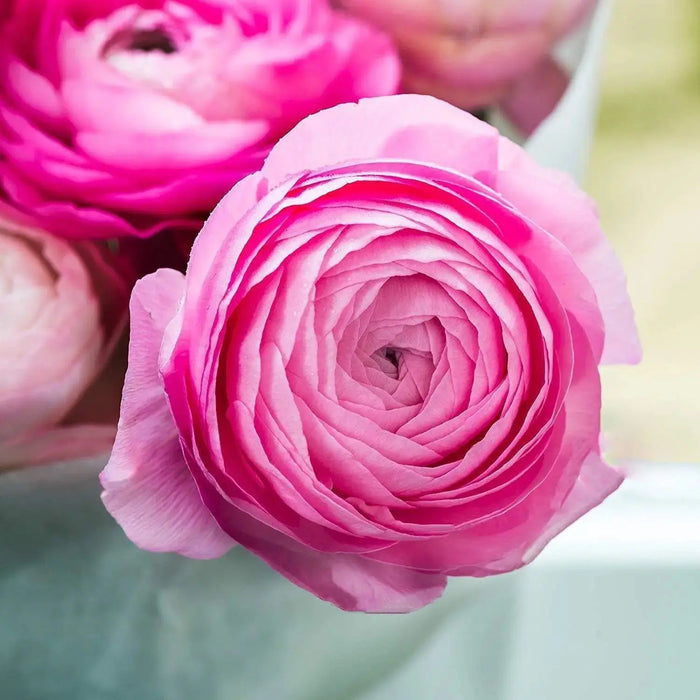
<box><xmin>398</xmin><ymin>25</ymin><xmax>548</xmax><ymax>87</ymax></box>
<box><xmin>497</xmin><ymin>140</ymin><xmax>642</xmax><ymax>364</ymax></box>
<box><xmin>261</xmin><ymin>95</ymin><xmax>499</xmax><ymax>187</ymax></box>
<box><xmin>100</xmin><ymin>269</ymin><xmax>235</xmax><ymax>559</ymax></box>
<box><xmin>523</xmin><ymin>448</ymin><xmax>623</xmax><ymax>563</ymax></box>
<box><xmin>339</xmin><ymin>0</ymin><xmax>596</xmax><ymax>114</ymax></box>
<box><xmin>337</xmin><ymin>0</ymin><xmax>484</xmax><ymax>33</ymax></box>
<box><xmin>0</xmin><ymin>222</ymin><xmax>104</xmax><ymax>440</ymax></box>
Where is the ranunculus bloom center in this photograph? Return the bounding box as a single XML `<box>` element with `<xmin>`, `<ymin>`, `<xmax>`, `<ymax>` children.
<box><xmin>373</xmin><ymin>347</ymin><xmax>400</xmax><ymax>376</ymax></box>
<box><xmin>100</xmin><ymin>8</ymin><xmax>194</xmax><ymax>57</ymax></box>
<box><xmin>109</xmin><ymin>26</ymin><xmax>179</xmax><ymax>56</ymax></box>
<box><xmin>338</xmin><ymin>274</ymin><xmax>458</xmax><ymax>414</ymax></box>
<box><xmin>85</xmin><ymin>4</ymin><xmax>247</xmax><ymax>114</ymax></box>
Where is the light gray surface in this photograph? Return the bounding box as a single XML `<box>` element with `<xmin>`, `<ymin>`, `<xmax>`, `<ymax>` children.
<box><xmin>509</xmin><ymin>568</ymin><xmax>700</xmax><ymax>700</ymax></box>
<box><xmin>3</xmin><ymin>463</ymin><xmax>700</xmax><ymax>699</ymax></box>
<box><xmin>0</xmin><ymin>459</ymin><xmax>515</xmax><ymax>700</ymax></box>
<box><xmin>506</xmin><ymin>464</ymin><xmax>700</xmax><ymax>700</ymax></box>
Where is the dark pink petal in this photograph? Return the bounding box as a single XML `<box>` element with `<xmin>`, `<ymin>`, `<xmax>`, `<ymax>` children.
<box><xmin>61</xmin><ymin>80</ymin><xmax>204</xmax><ymax>133</ymax></box>
<box><xmin>75</xmin><ymin>122</ymin><xmax>271</xmax><ymax>171</ymax></box>
<box><xmin>1</xmin><ymin>55</ymin><xmax>66</xmax><ymax>125</ymax></box>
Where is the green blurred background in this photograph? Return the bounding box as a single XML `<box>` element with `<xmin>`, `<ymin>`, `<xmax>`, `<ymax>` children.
<box><xmin>590</xmin><ymin>0</ymin><xmax>700</xmax><ymax>463</ymax></box>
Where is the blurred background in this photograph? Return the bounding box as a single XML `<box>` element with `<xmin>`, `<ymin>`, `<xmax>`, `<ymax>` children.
<box><xmin>591</xmin><ymin>0</ymin><xmax>700</xmax><ymax>464</ymax></box>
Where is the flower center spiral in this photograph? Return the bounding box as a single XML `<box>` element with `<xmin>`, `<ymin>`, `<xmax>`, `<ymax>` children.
<box><xmin>381</xmin><ymin>347</ymin><xmax>400</xmax><ymax>369</ymax></box>
<box><xmin>373</xmin><ymin>346</ymin><xmax>401</xmax><ymax>379</ymax></box>
<box><xmin>336</xmin><ymin>276</ymin><xmax>447</xmax><ymax>408</ymax></box>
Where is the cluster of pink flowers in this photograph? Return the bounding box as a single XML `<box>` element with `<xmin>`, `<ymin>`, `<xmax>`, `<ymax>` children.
<box><xmin>2</xmin><ymin>0</ymin><xmax>640</xmax><ymax>612</ymax></box>
<box><xmin>0</xmin><ymin>0</ymin><xmax>398</xmax><ymax>466</ymax></box>
<box><xmin>336</xmin><ymin>0</ymin><xmax>598</xmax><ymax>132</ymax></box>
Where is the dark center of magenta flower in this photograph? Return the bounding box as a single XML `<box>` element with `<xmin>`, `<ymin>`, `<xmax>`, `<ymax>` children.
<box><xmin>127</xmin><ymin>27</ymin><xmax>177</xmax><ymax>54</ymax></box>
<box><xmin>102</xmin><ymin>22</ymin><xmax>183</xmax><ymax>65</ymax></box>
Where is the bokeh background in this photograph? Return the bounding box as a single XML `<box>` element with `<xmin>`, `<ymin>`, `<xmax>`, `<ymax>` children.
<box><xmin>591</xmin><ymin>0</ymin><xmax>700</xmax><ymax>464</ymax></box>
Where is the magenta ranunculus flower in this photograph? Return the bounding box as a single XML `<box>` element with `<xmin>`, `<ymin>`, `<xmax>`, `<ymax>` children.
<box><xmin>0</xmin><ymin>205</ymin><xmax>133</xmax><ymax>470</ymax></box>
<box><xmin>0</xmin><ymin>0</ymin><xmax>399</xmax><ymax>240</ymax></box>
<box><xmin>101</xmin><ymin>95</ymin><xmax>640</xmax><ymax>613</ymax></box>
<box><xmin>338</xmin><ymin>0</ymin><xmax>597</xmax><ymax>133</ymax></box>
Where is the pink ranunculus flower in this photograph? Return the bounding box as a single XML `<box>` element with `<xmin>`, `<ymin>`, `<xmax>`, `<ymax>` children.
<box><xmin>0</xmin><ymin>0</ymin><xmax>399</xmax><ymax>241</ymax></box>
<box><xmin>0</xmin><ymin>204</ymin><xmax>132</xmax><ymax>470</ymax></box>
<box><xmin>101</xmin><ymin>95</ymin><xmax>640</xmax><ymax>612</ymax></box>
<box><xmin>337</xmin><ymin>0</ymin><xmax>598</xmax><ymax>134</ymax></box>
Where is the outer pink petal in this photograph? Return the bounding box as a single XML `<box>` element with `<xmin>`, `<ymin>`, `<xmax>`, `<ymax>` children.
<box><xmin>497</xmin><ymin>139</ymin><xmax>641</xmax><ymax>365</ymax></box>
<box><xmin>261</xmin><ymin>94</ymin><xmax>499</xmax><ymax>187</ymax></box>
<box><xmin>523</xmin><ymin>448</ymin><xmax>623</xmax><ymax>563</ymax></box>
<box><xmin>256</xmin><ymin>543</ymin><xmax>447</xmax><ymax>613</ymax></box>
<box><xmin>100</xmin><ymin>269</ymin><xmax>235</xmax><ymax>559</ymax></box>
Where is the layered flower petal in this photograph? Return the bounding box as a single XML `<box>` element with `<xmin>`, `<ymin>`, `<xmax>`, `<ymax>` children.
<box><xmin>0</xmin><ymin>205</ymin><xmax>132</xmax><ymax>470</ymax></box>
<box><xmin>338</xmin><ymin>0</ymin><xmax>598</xmax><ymax>134</ymax></box>
<box><xmin>102</xmin><ymin>95</ymin><xmax>638</xmax><ymax>612</ymax></box>
<box><xmin>0</xmin><ymin>0</ymin><xmax>399</xmax><ymax>239</ymax></box>
<box><xmin>101</xmin><ymin>269</ymin><xmax>236</xmax><ymax>558</ymax></box>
